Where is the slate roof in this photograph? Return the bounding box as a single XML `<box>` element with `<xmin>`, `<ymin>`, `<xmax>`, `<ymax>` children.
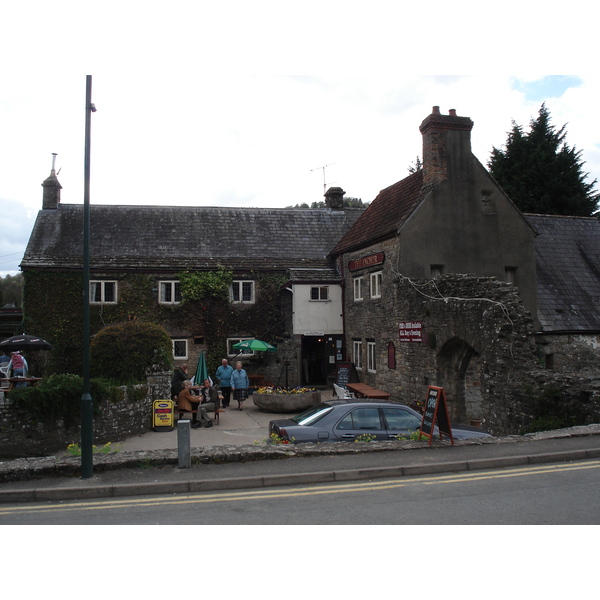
<box><xmin>21</xmin><ymin>204</ymin><xmax>364</xmax><ymax>276</ymax></box>
<box><xmin>331</xmin><ymin>170</ymin><xmax>426</xmax><ymax>255</ymax></box>
<box><xmin>525</xmin><ymin>214</ymin><xmax>600</xmax><ymax>332</ymax></box>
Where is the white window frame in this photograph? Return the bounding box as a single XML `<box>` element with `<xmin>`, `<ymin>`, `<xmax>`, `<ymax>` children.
<box><xmin>353</xmin><ymin>277</ymin><xmax>364</xmax><ymax>302</ymax></box>
<box><xmin>230</xmin><ymin>280</ymin><xmax>255</xmax><ymax>304</ymax></box>
<box><xmin>159</xmin><ymin>280</ymin><xmax>182</xmax><ymax>304</ymax></box>
<box><xmin>227</xmin><ymin>337</ymin><xmax>255</xmax><ymax>357</ymax></box>
<box><xmin>310</xmin><ymin>286</ymin><xmax>329</xmax><ymax>301</ymax></box>
<box><xmin>172</xmin><ymin>339</ymin><xmax>188</xmax><ymax>360</ymax></box>
<box><xmin>353</xmin><ymin>339</ymin><xmax>363</xmax><ymax>370</ymax></box>
<box><xmin>367</xmin><ymin>341</ymin><xmax>376</xmax><ymax>373</ymax></box>
<box><xmin>370</xmin><ymin>271</ymin><xmax>382</xmax><ymax>299</ymax></box>
<box><xmin>90</xmin><ymin>280</ymin><xmax>117</xmax><ymax>304</ymax></box>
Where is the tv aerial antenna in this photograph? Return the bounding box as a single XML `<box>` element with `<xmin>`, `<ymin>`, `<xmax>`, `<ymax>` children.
<box><xmin>311</xmin><ymin>162</ymin><xmax>336</xmax><ymax>194</ymax></box>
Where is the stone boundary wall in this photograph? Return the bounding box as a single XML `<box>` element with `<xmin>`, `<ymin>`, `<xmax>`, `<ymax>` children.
<box><xmin>0</xmin><ymin>371</ymin><xmax>170</xmax><ymax>459</ymax></box>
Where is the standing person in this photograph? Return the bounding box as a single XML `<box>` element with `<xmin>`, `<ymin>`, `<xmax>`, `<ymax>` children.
<box><xmin>215</xmin><ymin>358</ymin><xmax>234</xmax><ymax>408</ymax></box>
<box><xmin>171</xmin><ymin>363</ymin><xmax>191</xmax><ymax>399</ymax></box>
<box><xmin>231</xmin><ymin>361</ymin><xmax>249</xmax><ymax>411</ymax></box>
<box><xmin>6</xmin><ymin>352</ymin><xmax>28</xmax><ymax>388</ymax></box>
<box><xmin>177</xmin><ymin>380</ymin><xmax>211</xmax><ymax>429</ymax></box>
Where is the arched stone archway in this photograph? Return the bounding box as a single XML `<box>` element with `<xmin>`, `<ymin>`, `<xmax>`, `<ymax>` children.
<box><xmin>436</xmin><ymin>337</ymin><xmax>482</xmax><ymax>423</ymax></box>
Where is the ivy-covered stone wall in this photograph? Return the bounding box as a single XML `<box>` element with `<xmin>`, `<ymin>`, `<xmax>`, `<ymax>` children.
<box><xmin>0</xmin><ymin>371</ymin><xmax>170</xmax><ymax>458</ymax></box>
<box><xmin>23</xmin><ymin>269</ymin><xmax>289</xmax><ymax>380</ymax></box>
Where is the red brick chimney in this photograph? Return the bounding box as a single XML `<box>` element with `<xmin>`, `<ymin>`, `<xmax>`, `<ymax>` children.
<box><xmin>419</xmin><ymin>106</ymin><xmax>474</xmax><ymax>186</ymax></box>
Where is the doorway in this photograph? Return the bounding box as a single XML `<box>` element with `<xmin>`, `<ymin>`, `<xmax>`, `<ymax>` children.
<box><xmin>436</xmin><ymin>337</ymin><xmax>482</xmax><ymax>423</ymax></box>
<box><xmin>301</xmin><ymin>335</ymin><xmax>338</xmax><ymax>386</ymax></box>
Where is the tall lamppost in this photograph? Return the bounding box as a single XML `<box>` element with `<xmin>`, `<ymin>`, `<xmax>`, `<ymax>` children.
<box><xmin>81</xmin><ymin>75</ymin><xmax>96</xmax><ymax>479</ymax></box>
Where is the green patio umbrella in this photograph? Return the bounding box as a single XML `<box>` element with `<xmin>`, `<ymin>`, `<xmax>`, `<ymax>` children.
<box><xmin>194</xmin><ymin>351</ymin><xmax>210</xmax><ymax>385</ymax></box>
<box><xmin>232</xmin><ymin>339</ymin><xmax>277</xmax><ymax>353</ymax></box>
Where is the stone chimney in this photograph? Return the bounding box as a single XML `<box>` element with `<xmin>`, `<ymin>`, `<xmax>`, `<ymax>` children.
<box><xmin>419</xmin><ymin>106</ymin><xmax>474</xmax><ymax>186</ymax></box>
<box><xmin>324</xmin><ymin>186</ymin><xmax>345</xmax><ymax>210</ymax></box>
<box><xmin>42</xmin><ymin>153</ymin><xmax>62</xmax><ymax>209</ymax></box>
<box><xmin>325</xmin><ymin>187</ymin><xmax>346</xmax><ymax>210</ymax></box>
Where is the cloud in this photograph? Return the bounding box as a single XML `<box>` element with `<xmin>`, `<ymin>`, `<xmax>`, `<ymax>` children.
<box><xmin>1</xmin><ymin>3</ymin><xmax>599</xmax><ymax>275</ymax></box>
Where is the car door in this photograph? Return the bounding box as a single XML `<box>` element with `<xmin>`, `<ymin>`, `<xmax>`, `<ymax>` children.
<box><xmin>332</xmin><ymin>406</ymin><xmax>387</xmax><ymax>441</ymax></box>
<box><xmin>381</xmin><ymin>406</ymin><xmax>423</xmax><ymax>440</ymax></box>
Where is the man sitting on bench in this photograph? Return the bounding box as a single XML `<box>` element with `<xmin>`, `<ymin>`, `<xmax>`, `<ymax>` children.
<box><xmin>199</xmin><ymin>378</ymin><xmax>220</xmax><ymax>424</ymax></box>
<box><xmin>178</xmin><ymin>380</ymin><xmax>212</xmax><ymax>429</ymax></box>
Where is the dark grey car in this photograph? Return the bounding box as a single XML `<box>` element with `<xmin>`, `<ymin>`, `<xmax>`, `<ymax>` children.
<box><xmin>268</xmin><ymin>400</ymin><xmax>491</xmax><ymax>444</ymax></box>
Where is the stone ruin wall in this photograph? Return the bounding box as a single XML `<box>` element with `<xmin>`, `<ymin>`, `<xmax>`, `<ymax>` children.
<box><xmin>350</xmin><ymin>270</ymin><xmax>600</xmax><ymax>436</ymax></box>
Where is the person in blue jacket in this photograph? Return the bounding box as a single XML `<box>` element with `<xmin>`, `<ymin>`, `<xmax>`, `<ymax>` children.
<box><xmin>215</xmin><ymin>358</ymin><xmax>234</xmax><ymax>408</ymax></box>
<box><xmin>230</xmin><ymin>361</ymin><xmax>249</xmax><ymax>411</ymax></box>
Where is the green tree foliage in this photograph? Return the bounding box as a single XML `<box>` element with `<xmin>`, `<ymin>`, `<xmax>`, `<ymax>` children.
<box><xmin>0</xmin><ymin>273</ymin><xmax>23</xmax><ymax>308</ymax></box>
<box><xmin>285</xmin><ymin>197</ymin><xmax>369</xmax><ymax>209</ymax></box>
<box><xmin>90</xmin><ymin>321</ymin><xmax>173</xmax><ymax>384</ymax></box>
<box><xmin>488</xmin><ymin>103</ymin><xmax>599</xmax><ymax>216</ymax></box>
<box><xmin>407</xmin><ymin>156</ymin><xmax>423</xmax><ymax>174</ymax></box>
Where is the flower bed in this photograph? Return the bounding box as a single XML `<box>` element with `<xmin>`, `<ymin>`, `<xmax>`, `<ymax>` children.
<box><xmin>253</xmin><ymin>388</ymin><xmax>322</xmax><ymax>413</ymax></box>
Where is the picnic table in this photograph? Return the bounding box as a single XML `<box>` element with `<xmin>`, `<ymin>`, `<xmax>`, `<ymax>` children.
<box><xmin>346</xmin><ymin>382</ymin><xmax>391</xmax><ymax>400</ymax></box>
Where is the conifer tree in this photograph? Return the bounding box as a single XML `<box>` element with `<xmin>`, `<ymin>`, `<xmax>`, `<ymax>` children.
<box><xmin>488</xmin><ymin>103</ymin><xmax>599</xmax><ymax>216</ymax></box>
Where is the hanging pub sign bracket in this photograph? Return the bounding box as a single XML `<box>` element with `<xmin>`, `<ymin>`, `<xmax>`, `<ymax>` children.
<box><xmin>418</xmin><ymin>386</ymin><xmax>454</xmax><ymax>446</ymax></box>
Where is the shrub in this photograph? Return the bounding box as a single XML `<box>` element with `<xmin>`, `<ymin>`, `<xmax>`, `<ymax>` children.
<box><xmin>8</xmin><ymin>374</ymin><xmax>112</xmax><ymax>427</ymax></box>
<box><xmin>90</xmin><ymin>321</ymin><xmax>173</xmax><ymax>384</ymax></box>
<box><xmin>521</xmin><ymin>384</ymin><xmax>593</xmax><ymax>433</ymax></box>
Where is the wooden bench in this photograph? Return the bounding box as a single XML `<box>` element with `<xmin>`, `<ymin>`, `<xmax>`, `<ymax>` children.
<box><xmin>175</xmin><ymin>405</ymin><xmax>224</xmax><ymax>425</ymax></box>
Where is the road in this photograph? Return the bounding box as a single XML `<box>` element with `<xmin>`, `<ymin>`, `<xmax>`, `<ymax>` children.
<box><xmin>1</xmin><ymin>458</ymin><xmax>599</xmax><ymax>524</ymax></box>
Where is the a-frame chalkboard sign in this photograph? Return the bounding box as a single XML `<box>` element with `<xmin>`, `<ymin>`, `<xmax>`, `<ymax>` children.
<box><xmin>335</xmin><ymin>362</ymin><xmax>359</xmax><ymax>387</ymax></box>
<box><xmin>418</xmin><ymin>386</ymin><xmax>454</xmax><ymax>446</ymax></box>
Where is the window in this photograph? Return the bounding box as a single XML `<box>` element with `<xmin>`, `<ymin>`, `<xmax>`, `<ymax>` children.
<box><xmin>227</xmin><ymin>337</ymin><xmax>255</xmax><ymax>356</ymax></box>
<box><xmin>159</xmin><ymin>281</ymin><xmax>182</xmax><ymax>304</ymax></box>
<box><xmin>430</xmin><ymin>265</ymin><xmax>444</xmax><ymax>278</ymax></box>
<box><xmin>381</xmin><ymin>407</ymin><xmax>422</xmax><ymax>431</ymax></box>
<box><xmin>367</xmin><ymin>341</ymin><xmax>376</xmax><ymax>373</ymax></box>
<box><xmin>172</xmin><ymin>339</ymin><xmax>188</xmax><ymax>359</ymax></box>
<box><xmin>370</xmin><ymin>271</ymin><xmax>382</xmax><ymax>299</ymax></box>
<box><xmin>310</xmin><ymin>286</ymin><xmax>329</xmax><ymax>301</ymax></box>
<box><xmin>353</xmin><ymin>339</ymin><xmax>363</xmax><ymax>370</ymax></box>
<box><xmin>90</xmin><ymin>281</ymin><xmax>117</xmax><ymax>304</ymax></box>
<box><xmin>353</xmin><ymin>277</ymin><xmax>364</xmax><ymax>301</ymax></box>
<box><xmin>230</xmin><ymin>280</ymin><xmax>255</xmax><ymax>304</ymax></box>
<box><xmin>505</xmin><ymin>267</ymin><xmax>517</xmax><ymax>285</ymax></box>
<box><xmin>337</xmin><ymin>408</ymin><xmax>382</xmax><ymax>431</ymax></box>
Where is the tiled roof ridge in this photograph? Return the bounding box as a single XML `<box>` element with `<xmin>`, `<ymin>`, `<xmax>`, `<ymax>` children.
<box><xmin>331</xmin><ymin>170</ymin><xmax>425</xmax><ymax>255</ymax></box>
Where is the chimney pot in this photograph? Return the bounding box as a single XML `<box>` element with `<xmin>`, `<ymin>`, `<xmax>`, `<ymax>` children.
<box><xmin>449</xmin><ymin>108</ymin><xmax>457</xmax><ymax>116</ymax></box>
<box><xmin>432</xmin><ymin>106</ymin><xmax>440</xmax><ymax>115</ymax></box>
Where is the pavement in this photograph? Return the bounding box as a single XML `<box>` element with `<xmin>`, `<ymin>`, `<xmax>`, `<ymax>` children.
<box><xmin>2</xmin><ymin>390</ymin><xmax>600</xmax><ymax>503</ymax></box>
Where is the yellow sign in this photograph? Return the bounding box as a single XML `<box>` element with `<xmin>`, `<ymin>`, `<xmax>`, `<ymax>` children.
<box><xmin>153</xmin><ymin>399</ymin><xmax>174</xmax><ymax>432</ymax></box>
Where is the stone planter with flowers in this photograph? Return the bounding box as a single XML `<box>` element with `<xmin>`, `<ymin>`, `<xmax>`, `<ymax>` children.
<box><xmin>253</xmin><ymin>387</ymin><xmax>321</xmax><ymax>413</ymax></box>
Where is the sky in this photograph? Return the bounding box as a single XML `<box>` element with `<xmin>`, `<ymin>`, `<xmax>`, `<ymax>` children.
<box><xmin>1</xmin><ymin>2</ymin><xmax>599</xmax><ymax>281</ymax></box>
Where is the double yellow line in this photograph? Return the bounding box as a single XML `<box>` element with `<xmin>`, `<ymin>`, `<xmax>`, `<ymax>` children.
<box><xmin>1</xmin><ymin>459</ymin><xmax>599</xmax><ymax>517</ymax></box>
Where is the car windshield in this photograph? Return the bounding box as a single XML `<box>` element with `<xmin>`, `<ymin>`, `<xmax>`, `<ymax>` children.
<box><xmin>291</xmin><ymin>404</ymin><xmax>335</xmax><ymax>426</ymax></box>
